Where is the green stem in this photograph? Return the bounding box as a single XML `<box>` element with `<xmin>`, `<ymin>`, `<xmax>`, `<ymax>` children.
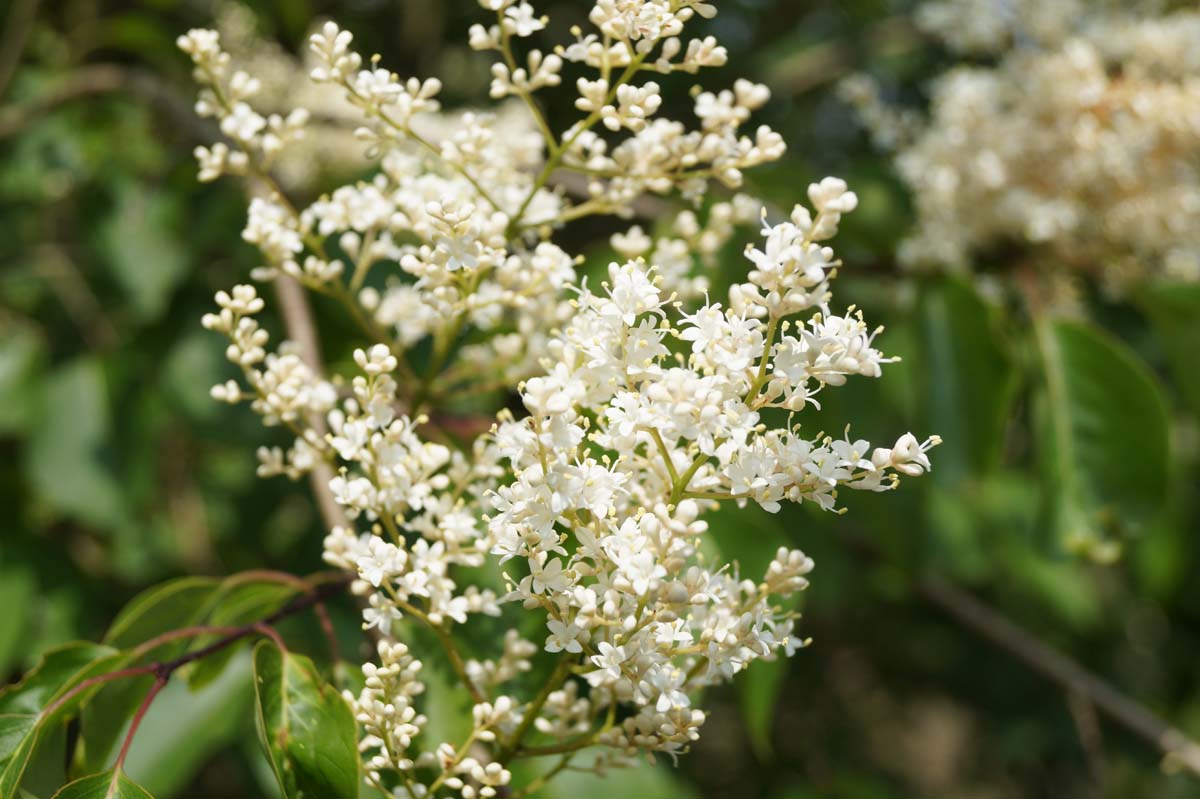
<box><xmin>507</xmin><ymin>49</ymin><xmax>648</xmax><ymax>234</ymax></box>
<box><xmin>511</xmin><ymin>755</ymin><xmax>574</xmax><ymax>799</ymax></box>
<box><xmin>498</xmin><ymin>656</ymin><xmax>575</xmax><ymax>764</ymax></box>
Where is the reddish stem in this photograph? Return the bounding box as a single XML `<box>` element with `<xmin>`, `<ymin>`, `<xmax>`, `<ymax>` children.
<box><xmin>41</xmin><ymin>665</ymin><xmax>157</xmax><ymax>721</ymax></box>
<box><xmin>113</xmin><ymin>675</ymin><xmax>167</xmax><ymax>771</ymax></box>
<box><xmin>253</xmin><ymin>623</ymin><xmax>287</xmax><ymax>652</ymax></box>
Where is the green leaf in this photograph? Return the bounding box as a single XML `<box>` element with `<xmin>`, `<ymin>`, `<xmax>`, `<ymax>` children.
<box><xmin>50</xmin><ymin>768</ymin><xmax>154</xmax><ymax>799</ymax></box>
<box><xmin>1035</xmin><ymin>318</ymin><xmax>1171</xmax><ymax>560</ymax></box>
<box><xmin>252</xmin><ymin>642</ymin><xmax>360</xmax><ymax>799</ymax></box>
<box><xmin>103</xmin><ymin>577</ymin><xmax>221</xmax><ymax>649</ymax></box>
<box><xmin>98</xmin><ymin>183</ymin><xmax>188</xmax><ymax>322</ymax></box>
<box><xmin>185</xmin><ymin>580</ymin><xmax>298</xmax><ymax>691</ymax></box>
<box><xmin>0</xmin><ymin>321</ymin><xmax>43</xmax><ymax>434</ymax></box>
<box><xmin>81</xmin><ymin>578</ymin><xmax>220</xmax><ymax>773</ymax></box>
<box><xmin>916</xmin><ymin>277</ymin><xmax>1014</xmax><ymax>484</ymax></box>
<box><xmin>537</xmin><ymin>754</ymin><xmax>699</xmax><ymax>799</ymax></box>
<box><xmin>738</xmin><ymin>656</ymin><xmax>787</xmax><ymax>761</ymax></box>
<box><xmin>23</xmin><ymin>358</ymin><xmax>126</xmax><ymax>529</ymax></box>
<box><xmin>0</xmin><ymin>643</ymin><xmax>124</xmax><ymax>797</ymax></box>
<box><xmin>122</xmin><ymin>651</ymin><xmax>255</xmax><ymax>797</ymax></box>
<box><xmin>0</xmin><ymin>568</ymin><xmax>36</xmax><ymax>676</ymax></box>
<box><xmin>1138</xmin><ymin>282</ymin><xmax>1200</xmax><ymax>418</ymax></box>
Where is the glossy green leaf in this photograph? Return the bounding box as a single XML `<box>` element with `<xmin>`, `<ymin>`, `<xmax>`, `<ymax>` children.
<box><xmin>252</xmin><ymin>642</ymin><xmax>360</xmax><ymax>799</ymax></box>
<box><xmin>916</xmin><ymin>277</ymin><xmax>1014</xmax><ymax>484</ymax></box>
<box><xmin>49</xmin><ymin>768</ymin><xmax>154</xmax><ymax>799</ymax></box>
<box><xmin>1036</xmin><ymin>318</ymin><xmax>1171</xmax><ymax>560</ymax></box>
<box><xmin>1139</xmin><ymin>282</ymin><xmax>1200</xmax><ymax>418</ymax></box>
<box><xmin>0</xmin><ymin>643</ymin><xmax>124</xmax><ymax>797</ymax></box>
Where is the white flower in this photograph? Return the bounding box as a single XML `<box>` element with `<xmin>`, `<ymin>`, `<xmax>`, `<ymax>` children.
<box><xmin>587</xmin><ymin>642</ymin><xmax>628</xmax><ymax>685</ymax></box>
<box><xmin>545</xmin><ymin>619</ymin><xmax>584</xmax><ymax>653</ymax></box>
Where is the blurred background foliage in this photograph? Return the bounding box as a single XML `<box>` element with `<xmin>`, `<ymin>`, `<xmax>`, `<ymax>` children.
<box><xmin>2</xmin><ymin>0</ymin><xmax>1199</xmax><ymax>797</ymax></box>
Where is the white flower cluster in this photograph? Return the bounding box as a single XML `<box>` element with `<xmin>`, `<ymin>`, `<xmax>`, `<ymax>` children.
<box><xmin>187</xmin><ymin>1</ymin><xmax>936</xmax><ymax>795</ymax></box>
<box><xmin>847</xmin><ymin>1</ymin><xmax>1200</xmax><ymax>290</ymax></box>
<box><xmin>483</xmin><ymin>184</ymin><xmax>937</xmax><ymax>756</ymax></box>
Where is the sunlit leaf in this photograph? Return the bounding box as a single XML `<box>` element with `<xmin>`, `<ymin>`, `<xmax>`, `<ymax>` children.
<box><xmin>0</xmin><ymin>322</ymin><xmax>43</xmax><ymax>434</ymax></box>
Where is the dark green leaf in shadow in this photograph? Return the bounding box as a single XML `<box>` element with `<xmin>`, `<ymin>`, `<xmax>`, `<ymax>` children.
<box><xmin>1035</xmin><ymin>318</ymin><xmax>1171</xmax><ymax>561</ymax></box>
<box><xmin>1138</xmin><ymin>282</ymin><xmax>1200</xmax><ymax>419</ymax></box>
<box><xmin>916</xmin><ymin>277</ymin><xmax>1015</xmax><ymax>485</ymax></box>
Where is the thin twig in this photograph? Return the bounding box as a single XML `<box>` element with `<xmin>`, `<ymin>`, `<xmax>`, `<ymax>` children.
<box><xmin>917</xmin><ymin>575</ymin><xmax>1200</xmax><ymax>779</ymax></box>
<box><xmin>272</xmin><ymin>274</ymin><xmax>347</xmax><ymax>534</ymax></box>
<box><xmin>1067</xmin><ymin>689</ymin><xmax>1107</xmax><ymax>795</ymax></box>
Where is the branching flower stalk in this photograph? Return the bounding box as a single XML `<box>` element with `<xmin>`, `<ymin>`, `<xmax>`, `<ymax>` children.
<box><xmin>180</xmin><ymin>1</ymin><xmax>939</xmax><ymax>795</ymax></box>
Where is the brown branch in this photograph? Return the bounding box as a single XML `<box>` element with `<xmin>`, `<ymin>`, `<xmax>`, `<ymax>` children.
<box><xmin>917</xmin><ymin>575</ymin><xmax>1200</xmax><ymax>779</ymax></box>
<box><xmin>272</xmin><ymin>274</ymin><xmax>346</xmax><ymax>535</ymax></box>
<box><xmin>1067</xmin><ymin>689</ymin><xmax>1107</xmax><ymax>795</ymax></box>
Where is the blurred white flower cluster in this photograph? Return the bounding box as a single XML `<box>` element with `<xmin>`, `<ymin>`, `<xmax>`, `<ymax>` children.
<box><xmin>184</xmin><ymin>1</ymin><xmax>935</xmax><ymax>795</ymax></box>
<box><xmin>845</xmin><ymin>0</ymin><xmax>1200</xmax><ymax>290</ymax></box>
